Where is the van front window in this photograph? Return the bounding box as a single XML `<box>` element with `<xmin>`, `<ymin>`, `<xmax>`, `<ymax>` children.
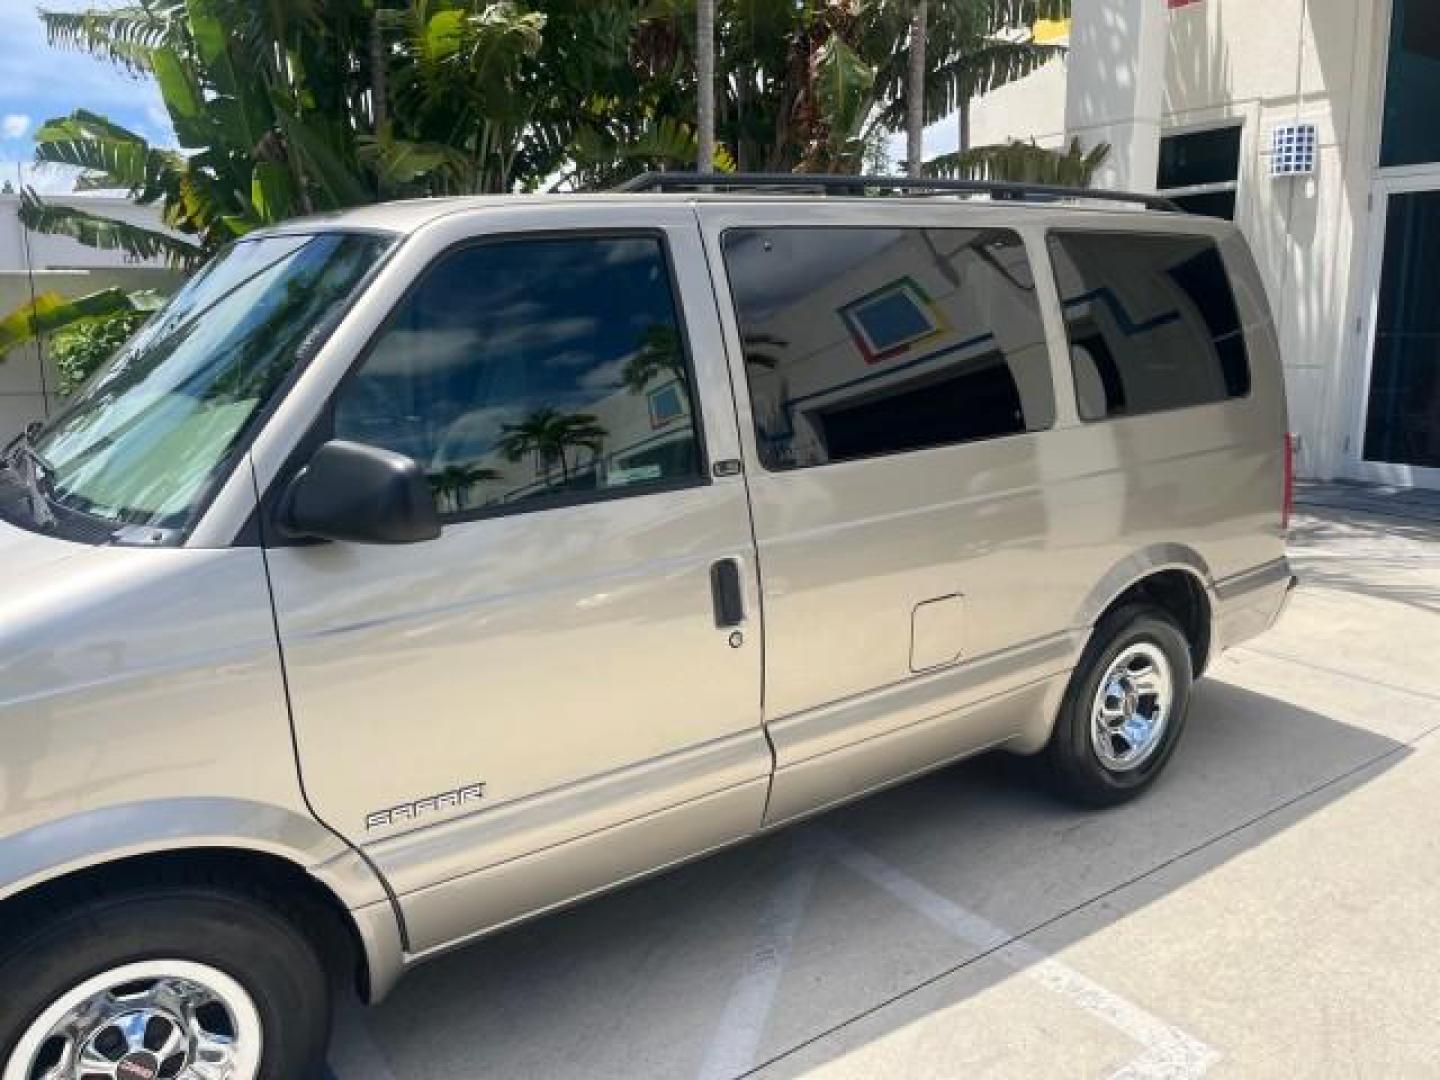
<box><xmin>21</xmin><ymin>232</ymin><xmax>391</xmax><ymax>543</ymax></box>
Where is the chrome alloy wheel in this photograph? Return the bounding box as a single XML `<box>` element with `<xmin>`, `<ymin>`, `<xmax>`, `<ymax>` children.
<box><xmin>1089</xmin><ymin>642</ymin><xmax>1173</xmax><ymax>772</ymax></box>
<box><xmin>5</xmin><ymin>960</ymin><xmax>262</xmax><ymax>1080</ymax></box>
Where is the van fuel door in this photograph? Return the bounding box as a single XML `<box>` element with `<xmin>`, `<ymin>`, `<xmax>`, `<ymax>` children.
<box><xmin>910</xmin><ymin>593</ymin><xmax>966</xmax><ymax>673</ymax></box>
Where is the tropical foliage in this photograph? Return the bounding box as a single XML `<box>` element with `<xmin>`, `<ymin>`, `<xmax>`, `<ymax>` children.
<box><xmin>926</xmin><ymin>136</ymin><xmax>1110</xmax><ymax>185</ymax></box>
<box><xmin>0</xmin><ymin>286</ymin><xmax>161</xmax><ymax>354</ymax></box>
<box><xmin>709</xmin><ymin>0</ymin><xmax>1070</xmax><ymax>174</ymax></box>
<box><xmin>21</xmin><ymin>0</ymin><xmax>723</xmax><ymax>256</ymax></box>
<box><xmin>20</xmin><ymin>0</ymin><xmax>1077</xmax><ymax>263</ymax></box>
<box><xmin>429</xmin><ymin>463</ymin><xmax>501</xmax><ymax>512</ymax></box>
<box><xmin>623</xmin><ymin>324</ymin><xmax>687</xmax><ymax>396</ymax></box>
<box><xmin>498</xmin><ymin>407</ymin><xmax>608</xmax><ymax>488</ymax></box>
<box><xmin>48</xmin><ymin>309</ymin><xmax>152</xmax><ymax>396</ymax></box>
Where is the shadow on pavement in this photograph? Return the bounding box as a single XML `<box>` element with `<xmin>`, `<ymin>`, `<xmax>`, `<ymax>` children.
<box><xmin>332</xmin><ymin>676</ymin><xmax>1403</xmax><ymax>1080</ymax></box>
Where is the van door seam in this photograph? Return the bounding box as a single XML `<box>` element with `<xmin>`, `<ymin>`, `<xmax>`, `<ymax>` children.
<box><xmin>690</xmin><ymin>204</ymin><xmax>778</xmax><ymax>821</ymax></box>
<box><xmin>249</xmin><ymin>456</ymin><xmax>412</xmax><ymax>950</ymax></box>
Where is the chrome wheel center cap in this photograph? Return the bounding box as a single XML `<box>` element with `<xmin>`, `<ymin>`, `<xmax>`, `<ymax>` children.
<box><xmin>114</xmin><ymin>1050</ymin><xmax>162</xmax><ymax>1080</ymax></box>
<box><xmin>1090</xmin><ymin>643</ymin><xmax>1174</xmax><ymax>773</ymax></box>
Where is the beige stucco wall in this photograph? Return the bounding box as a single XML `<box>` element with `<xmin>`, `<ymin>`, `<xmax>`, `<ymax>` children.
<box><xmin>970</xmin><ymin>57</ymin><xmax>1069</xmax><ymax>150</ymax></box>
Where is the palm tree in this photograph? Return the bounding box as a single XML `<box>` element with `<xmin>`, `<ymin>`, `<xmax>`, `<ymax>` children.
<box><xmin>25</xmin><ymin>2</ymin><xmax>378</xmax><ymax>256</ymax></box>
<box><xmin>429</xmin><ymin>463</ymin><xmax>501</xmax><ymax>512</ymax></box>
<box><xmin>696</xmin><ymin>0</ymin><xmax>716</xmax><ymax>173</ymax></box>
<box><xmin>709</xmin><ymin>0</ymin><xmax>1069</xmax><ymax>175</ymax></box>
<box><xmin>622</xmin><ymin>324</ymin><xmax>687</xmax><ymax>396</ymax></box>
<box><xmin>906</xmin><ymin>0</ymin><xmax>928</xmax><ymax>177</ymax></box>
<box><xmin>497</xmin><ymin>408</ymin><xmax>608</xmax><ymax>489</ymax></box>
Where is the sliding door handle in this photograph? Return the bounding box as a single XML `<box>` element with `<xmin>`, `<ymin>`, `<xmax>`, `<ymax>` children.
<box><xmin>710</xmin><ymin>558</ymin><xmax>745</xmax><ymax>627</ymax></box>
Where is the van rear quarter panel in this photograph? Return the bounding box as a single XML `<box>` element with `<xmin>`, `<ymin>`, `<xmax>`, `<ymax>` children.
<box><xmin>699</xmin><ymin>203</ymin><xmax>1287</xmax><ymax>733</ymax></box>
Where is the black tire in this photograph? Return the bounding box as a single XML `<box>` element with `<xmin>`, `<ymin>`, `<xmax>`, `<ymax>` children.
<box><xmin>0</xmin><ymin>882</ymin><xmax>331</xmax><ymax>1080</ymax></box>
<box><xmin>1046</xmin><ymin>603</ymin><xmax>1194</xmax><ymax>807</ymax></box>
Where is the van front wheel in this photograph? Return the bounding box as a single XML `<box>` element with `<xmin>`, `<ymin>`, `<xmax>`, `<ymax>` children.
<box><xmin>1046</xmin><ymin>604</ymin><xmax>1194</xmax><ymax>807</ymax></box>
<box><xmin>0</xmin><ymin>885</ymin><xmax>331</xmax><ymax>1080</ymax></box>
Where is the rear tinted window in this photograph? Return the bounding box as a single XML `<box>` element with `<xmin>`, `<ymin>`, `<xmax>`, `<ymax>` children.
<box><xmin>1048</xmin><ymin>231</ymin><xmax>1250</xmax><ymax>421</ymax></box>
<box><xmin>722</xmin><ymin>227</ymin><xmax>1054</xmax><ymax>471</ymax></box>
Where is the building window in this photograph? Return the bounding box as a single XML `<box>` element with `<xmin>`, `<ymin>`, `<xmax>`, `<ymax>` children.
<box><xmin>1382</xmin><ymin>0</ymin><xmax>1440</xmax><ymax>167</ymax></box>
<box><xmin>1157</xmin><ymin>125</ymin><xmax>1242</xmax><ymax>220</ymax></box>
<box><xmin>721</xmin><ymin>227</ymin><xmax>1054</xmax><ymax>472</ymax></box>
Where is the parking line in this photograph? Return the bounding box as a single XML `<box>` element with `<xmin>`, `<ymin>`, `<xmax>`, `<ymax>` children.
<box><xmin>822</xmin><ymin>833</ymin><xmax>1218</xmax><ymax>1079</ymax></box>
<box><xmin>697</xmin><ymin>842</ymin><xmax>824</xmax><ymax>1080</ymax></box>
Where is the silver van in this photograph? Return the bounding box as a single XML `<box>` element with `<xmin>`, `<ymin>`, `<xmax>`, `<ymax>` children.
<box><xmin>0</xmin><ymin>175</ymin><xmax>1294</xmax><ymax>1079</ymax></box>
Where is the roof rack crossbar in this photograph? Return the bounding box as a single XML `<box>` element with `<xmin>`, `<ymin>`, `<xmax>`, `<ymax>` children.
<box><xmin>611</xmin><ymin>171</ymin><xmax>1183</xmax><ymax>213</ymax></box>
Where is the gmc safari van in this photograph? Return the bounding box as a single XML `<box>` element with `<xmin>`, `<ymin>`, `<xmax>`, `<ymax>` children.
<box><xmin>0</xmin><ymin>175</ymin><xmax>1293</xmax><ymax>1079</ymax></box>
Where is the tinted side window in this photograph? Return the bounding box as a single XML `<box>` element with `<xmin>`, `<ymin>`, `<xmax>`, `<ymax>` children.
<box><xmin>1048</xmin><ymin>231</ymin><xmax>1251</xmax><ymax>421</ymax></box>
<box><xmin>334</xmin><ymin>236</ymin><xmax>702</xmax><ymax>516</ymax></box>
<box><xmin>722</xmin><ymin>227</ymin><xmax>1054</xmax><ymax>471</ymax></box>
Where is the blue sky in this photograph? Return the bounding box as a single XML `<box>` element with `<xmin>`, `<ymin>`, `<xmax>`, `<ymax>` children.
<box><xmin>0</xmin><ymin>0</ymin><xmax>176</xmax><ymax>193</ymax></box>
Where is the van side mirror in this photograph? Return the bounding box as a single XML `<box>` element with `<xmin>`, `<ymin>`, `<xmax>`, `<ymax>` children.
<box><xmin>278</xmin><ymin>439</ymin><xmax>441</xmax><ymax>544</ymax></box>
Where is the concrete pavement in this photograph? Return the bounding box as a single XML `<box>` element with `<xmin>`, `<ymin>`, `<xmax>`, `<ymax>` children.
<box><xmin>329</xmin><ymin>489</ymin><xmax>1440</xmax><ymax>1079</ymax></box>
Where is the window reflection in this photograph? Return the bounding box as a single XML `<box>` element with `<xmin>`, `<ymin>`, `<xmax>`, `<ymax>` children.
<box><xmin>1049</xmin><ymin>232</ymin><xmax>1250</xmax><ymax>421</ymax></box>
<box><xmin>336</xmin><ymin>237</ymin><xmax>702</xmax><ymax>515</ymax></box>
<box><xmin>722</xmin><ymin>227</ymin><xmax>1054</xmax><ymax>471</ymax></box>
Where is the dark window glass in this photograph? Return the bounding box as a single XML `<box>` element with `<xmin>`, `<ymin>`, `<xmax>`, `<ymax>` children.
<box><xmin>721</xmin><ymin>227</ymin><xmax>1053</xmax><ymax>471</ymax></box>
<box><xmin>1158</xmin><ymin>126</ymin><xmax>1242</xmax><ymax>190</ymax></box>
<box><xmin>1364</xmin><ymin>190</ymin><xmax>1440</xmax><ymax>468</ymax></box>
<box><xmin>334</xmin><ymin>236</ymin><xmax>702</xmax><ymax>516</ymax></box>
<box><xmin>1170</xmin><ymin>190</ymin><xmax>1237</xmax><ymax>221</ymax></box>
<box><xmin>1382</xmin><ymin>0</ymin><xmax>1440</xmax><ymax>167</ymax></box>
<box><xmin>1049</xmin><ymin>232</ymin><xmax>1251</xmax><ymax>421</ymax></box>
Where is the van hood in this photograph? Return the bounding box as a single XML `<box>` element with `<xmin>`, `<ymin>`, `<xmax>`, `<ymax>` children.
<box><xmin>0</xmin><ymin>516</ymin><xmax>93</xmax><ymax>579</ymax></box>
<box><xmin>0</xmin><ymin>516</ymin><xmax>281</xmax><ymax>710</ymax></box>
<box><xmin>0</xmin><ymin>518</ymin><xmax>167</xmax><ymax>682</ymax></box>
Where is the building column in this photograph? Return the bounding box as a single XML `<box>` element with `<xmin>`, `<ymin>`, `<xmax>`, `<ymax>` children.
<box><xmin>1064</xmin><ymin>0</ymin><xmax>1169</xmax><ymax>192</ymax></box>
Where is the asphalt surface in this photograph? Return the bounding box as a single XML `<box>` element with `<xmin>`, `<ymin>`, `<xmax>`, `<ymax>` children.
<box><xmin>328</xmin><ymin>486</ymin><xmax>1440</xmax><ymax>1079</ymax></box>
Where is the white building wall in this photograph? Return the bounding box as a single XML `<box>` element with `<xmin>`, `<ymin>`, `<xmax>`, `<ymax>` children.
<box><xmin>969</xmin><ymin>58</ymin><xmax>1068</xmax><ymax>149</ymax></box>
<box><xmin>0</xmin><ymin>194</ymin><xmax>184</xmax><ymax>440</ymax></box>
<box><xmin>966</xmin><ymin>0</ymin><xmax>1387</xmax><ymax>480</ymax></box>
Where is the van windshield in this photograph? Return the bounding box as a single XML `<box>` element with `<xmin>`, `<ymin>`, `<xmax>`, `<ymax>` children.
<box><xmin>18</xmin><ymin>231</ymin><xmax>391</xmax><ymax>544</ymax></box>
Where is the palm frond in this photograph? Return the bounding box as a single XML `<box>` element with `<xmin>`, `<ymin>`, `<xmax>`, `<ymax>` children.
<box><xmin>32</xmin><ymin>110</ymin><xmax>184</xmax><ymax>200</ymax></box>
<box><xmin>38</xmin><ymin>3</ymin><xmax>183</xmax><ymax>70</ymax></box>
<box><xmin>924</xmin><ymin>138</ymin><xmax>1109</xmax><ymax>187</ymax></box>
<box><xmin>982</xmin><ymin>1</ymin><xmax>1073</xmax><ymax>36</ymax></box>
<box><xmin>883</xmin><ymin>39</ymin><xmax>1066</xmax><ymax>127</ymax></box>
<box><xmin>17</xmin><ymin>189</ymin><xmax>201</xmax><ymax>267</ymax></box>
<box><xmin>358</xmin><ymin>133</ymin><xmax>470</xmax><ymax>196</ymax></box>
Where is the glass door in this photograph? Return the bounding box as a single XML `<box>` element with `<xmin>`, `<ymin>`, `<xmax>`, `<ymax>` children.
<box><xmin>1354</xmin><ymin>184</ymin><xmax>1440</xmax><ymax>487</ymax></box>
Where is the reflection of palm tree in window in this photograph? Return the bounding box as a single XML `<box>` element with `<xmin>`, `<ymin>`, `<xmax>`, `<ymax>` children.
<box><xmin>498</xmin><ymin>408</ymin><xmax>608</xmax><ymax>489</ymax></box>
<box><xmin>622</xmin><ymin>324</ymin><xmax>686</xmax><ymax>396</ymax></box>
<box><xmin>429</xmin><ymin>463</ymin><xmax>501</xmax><ymax>513</ymax></box>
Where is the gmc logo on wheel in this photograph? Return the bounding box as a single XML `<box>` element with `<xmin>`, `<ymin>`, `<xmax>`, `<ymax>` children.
<box><xmin>117</xmin><ymin>1061</ymin><xmax>157</xmax><ymax>1080</ymax></box>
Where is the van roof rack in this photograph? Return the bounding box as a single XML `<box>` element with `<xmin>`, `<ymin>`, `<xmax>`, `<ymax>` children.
<box><xmin>611</xmin><ymin>171</ymin><xmax>1183</xmax><ymax>213</ymax></box>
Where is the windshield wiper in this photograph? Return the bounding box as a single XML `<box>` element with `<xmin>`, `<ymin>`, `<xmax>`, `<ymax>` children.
<box><xmin>1</xmin><ymin>423</ymin><xmax>58</xmax><ymax>529</ymax></box>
